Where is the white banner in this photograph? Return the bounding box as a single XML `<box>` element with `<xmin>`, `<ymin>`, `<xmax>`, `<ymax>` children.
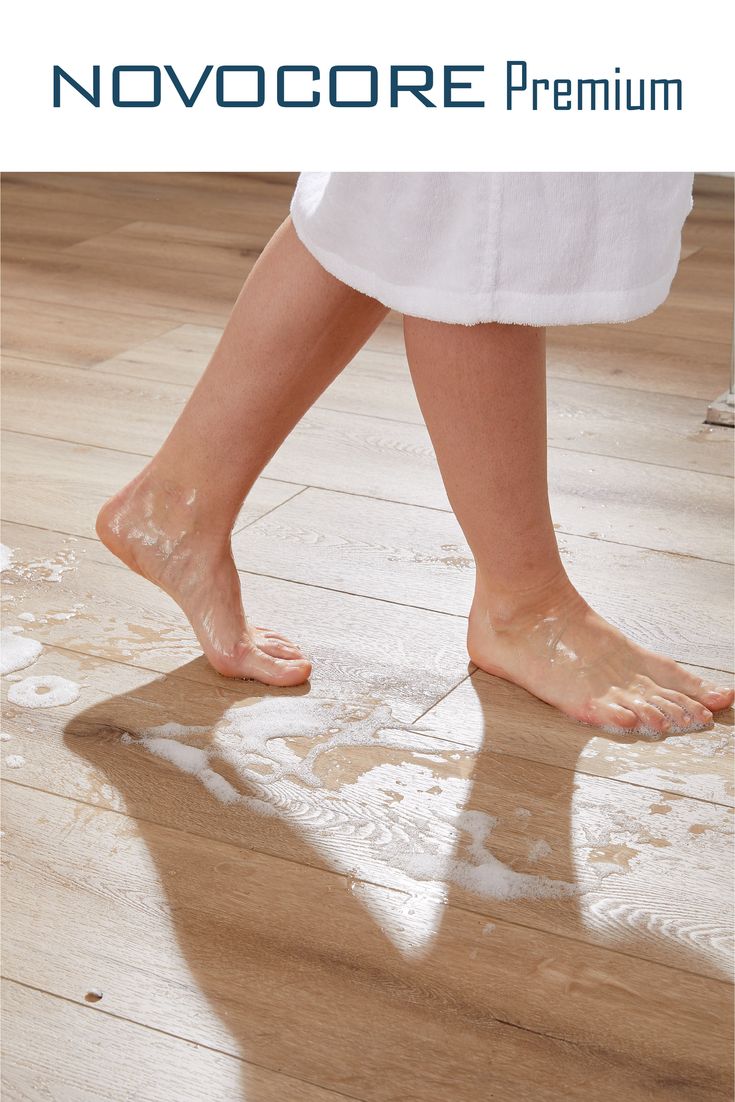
<box><xmin>1</xmin><ymin>0</ymin><xmax>732</xmax><ymax>170</ymax></box>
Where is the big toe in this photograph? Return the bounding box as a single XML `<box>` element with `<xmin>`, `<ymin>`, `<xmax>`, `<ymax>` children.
<box><xmin>697</xmin><ymin>685</ymin><xmax>735</xmax><ymax>712</ymax></box>
<box><xmin>650</xmin><ymin>659</ymin><xmax>733</xmax><ymax>714</ymax></box>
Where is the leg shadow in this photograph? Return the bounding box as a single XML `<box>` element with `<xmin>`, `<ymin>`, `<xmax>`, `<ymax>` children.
<box><xmin>61</xmin><ymin>662</ymin><xmax>732</xmax><ymax>1101</ymax></box>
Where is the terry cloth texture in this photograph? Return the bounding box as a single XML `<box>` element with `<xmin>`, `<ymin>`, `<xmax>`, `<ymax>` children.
<box><xmin>290</xmin><ymin>172</ymin><xmax>694</xmax><ymax>326</ymax></box>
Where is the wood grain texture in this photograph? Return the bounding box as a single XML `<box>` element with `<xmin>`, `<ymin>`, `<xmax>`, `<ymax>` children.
<box><xmin>1</xmin><ymin>643</ymin><xmax>733</xmax><ymax>983</ymax></box>
<box><xmin>4</xmin><ymin>364</ymin><xmax>731</xmax><ymax>561</ymax></box>
<box><xmin>1</xmin><ymin>243</ymin><xmax>241</xmax><ymax>328</ymax></box>
<box><xmin>2</xmin><ymin>784</ymin><xmax>732</xmax><ymax>1102</ymax></box>
<box><xmin>0</xmin><ymin>431</ymin><xmax>304</xmax><ymax>539</ymax></box>
<box><xmin>65</xmin><ymin>220</ymin><xmax>275</xmax><ymax>278</ymax></box>
<box><xmin>231</xmin><ymin>487</ymin><xmax>733</xmax><ymax>668</ymax></box>
<box><xmin>1</xmin><ymin>980</ymin><xmax>338</xmax><ymax>1102</ymax></box>
<box><xmin>419</xmin><ymin>667</ymin><xmax>734</xmax><ymax>806</ymax></box>
<box><xmin>1</xmin><ymin>296</ymin><xmax>178</xmax><ymax>368</ymax></box>
<box><xmin>545</xmin><ymin>326</ymin><xmax>733</xmax><ymax>401</ymax></box>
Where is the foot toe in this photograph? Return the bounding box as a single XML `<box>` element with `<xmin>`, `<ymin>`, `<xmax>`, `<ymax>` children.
<box><xmin>255</xmin><ymin>628</ymin><xmax>298</xmax><ymax>647</ymax></box>
<box><xmin>656</xmin><ymin>688</ymin><xmax>712</xmax><ymax>729</ymax></box>
<box><xmin>697</xmin><ymin>684</ymin><xmax>735</xmax><ymax>712</ymax></box>
<box><xmin>630</xmin><ymin>697</ymin><xmax>671</xmax><ymax>735</ymax></box>
<box><xmin>596</xmin><ymin>702</ymin><xmax>638</xmax><ymax>731</ymax></box>
<box><xmin>259</xmin><ymin>639</ymin><xmax>305</xmax><ymax>661</ymax></box>
<box><xmin>649</xmin><ymin>695</ymin><xmax>690</xmax><ymax>732</ymax></box>
<box><xmin>648</xmin><ymin>660</ymin><xmax>733</xmax><ymax>713</ymax></box>
<box><xmin>214</xmin><ymin>640</ymin><xmax>311</xmax><ymax>686</ymax></box>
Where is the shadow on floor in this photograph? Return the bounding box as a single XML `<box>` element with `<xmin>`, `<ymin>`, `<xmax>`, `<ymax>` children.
<box><xmin>63</xmin><ymin>661</ymin><xmax>733</xmax><ymax>1101</ymax></box>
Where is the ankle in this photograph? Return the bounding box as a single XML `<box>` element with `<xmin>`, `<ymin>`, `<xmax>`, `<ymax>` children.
<box><xmin>471</xmin><ymin>565</ymin><xmax>582</xmax><ymax>633</ymax></box>
<box><xmin>100</xmin><ymin>467</ymin><xmax>232</xmax><ymax>552</ymax></box>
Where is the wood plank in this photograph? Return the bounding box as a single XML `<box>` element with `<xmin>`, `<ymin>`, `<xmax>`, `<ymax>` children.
<box><xmin>2</xmin><ymin>358</ymin><xmax>190</xmax><ymax>456</ymax></box>
<box><xmin>0</xmin><ymin>521</ymin><xmax>470</xmax><ymax>720</ymax></box>
<box><xmin>666</xmin><ymin>246</ymin><xmax>734</xmax><ymax>301</ymax></box>
<box><xmin>65</xmin><ymin>220</ymin><xmax>277</xmax><ymax>277</ymax></box>
<box><xmin>692</xmin><ymin>174</ymin><xmax>734</xmax><ymax>200</ymax></box>
<box><xmin>87</xmin><ymin>327</ymin><xmax>734</xmax><ymax>478</ymax></box>
<box><xmin>85</xmin><ymin>321</ymin><xmax>224</xmax><ymax>382</ymax></box>
<box><xmin>231</xmin><ymin>487</ymin><xmax>733</xmax><ymax>669</ymax></box>
<box><xmin>1</xmin><ymin>173</ymin><xmax>292</xmax><ymax>237</ymax></box>
<box><xmin>3</xmin><ymin>363</ymin><xmax>730</xmax><ymax>560</ymax></box>
<box><xmin>546</xmin><ymin>327</ymin><xmax>732</xmax><ymax>401</ymax></box>
<box><xmin>1</xmin><ymin>244</ymin><xmax>243</xmax><ymax>328</ymax></box>
<box><xmin>1</xmin><ymin>645</ymin><xmax>732</xmax><ymax>980</ymax></box>
<box><xmin>0</xmin><ymin>431</ymin><xmax>303</xmax><ymax>539</ymax></box>
<box><xmin>2</xmin><ymin>784</ymin><xmax>731</xmax><ymax>1101</ymax></box>
<box><xmin>1</xmin><ymin>297</ymin><xmax>177</xmax><ymax>368</ymax></box>
<box><xmin>1</xmin><ymin>171</ymin><xmax>295</xmax><ymax>222</ymax></box>
<box><xmin>0</xmin><ymin>206</ymin><xmax>131</xmax><ymax>250</ymax></box>
<box><xmin>0</xmin><ymin>980</ymin><xmax>336</xmax><ymax>1102</ymax></box>
<box><xmin>544</xmin><ymin>377</ymin><xmax>731</xmax><ymax>475</ymax></box>
<box><xmin>620</xmin><ymin>298</ymin><xmax>732</xmax><ymax>345</ymax></box>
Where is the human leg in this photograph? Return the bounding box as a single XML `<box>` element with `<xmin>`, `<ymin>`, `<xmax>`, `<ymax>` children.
<box><xmin>97</xmin><ymin>218</ymin><xmax>388</xmax><ymax>685</ymax></box>
<box><xmin>403</xmin><ymin>317</ymin><xmax>733</xmax><ymax>732</ymax></box>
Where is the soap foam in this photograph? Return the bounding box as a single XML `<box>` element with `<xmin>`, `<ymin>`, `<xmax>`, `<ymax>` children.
<box><xmin>527</xmin><ymin>839</ymin><xmax>553</xmax><ymax>864</ymax></box>
<box><xmin>0</xmin><ymin>545</ymin><xmax>13</xmax><ymax>572</ymax></box>
<box><xmin>1</xmin><ymin>628</ymin><xmax>43</xmax><ymax>675</ymax></box>
<box><xmin>127</xmin><ymin>700</ymin><xmax>577</xmax><ymax>910</ymax></box>
<box><xmin>7</xmin><ymin>675</ymin><xmax>80</xmax><ymax>709</ymax></box>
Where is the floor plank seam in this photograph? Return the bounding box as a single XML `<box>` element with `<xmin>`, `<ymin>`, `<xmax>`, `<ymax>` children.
<box><xmin>410</xmin><ymin>670</ymin><xmax>476</xmax><ymax>725</ymax></box>
<box><xmin>0</xmin><ymin>975</ymin><xmax>367</xmax><ymax>1102</ymax></box>
<box><xmin>231</xmin><ymin>485</ymin><xmax>310</xmax><ymax>536</ymax></box>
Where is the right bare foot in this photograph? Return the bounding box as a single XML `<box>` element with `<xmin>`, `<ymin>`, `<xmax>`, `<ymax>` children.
<box><xmin>468</xmin><ymin>572</ymin><xmax>732</xmax><ymax>734</ymax></box>
<box><xmin>96</xmin><ymin>471</ymin><xmax>312</xmax><ymax>687</ymax></box>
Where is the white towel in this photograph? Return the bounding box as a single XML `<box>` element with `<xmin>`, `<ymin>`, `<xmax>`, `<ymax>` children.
<box><xmin>290</xmin><ymin>172</ymin><xmax>694</xmax><ymax>326</ymax></box>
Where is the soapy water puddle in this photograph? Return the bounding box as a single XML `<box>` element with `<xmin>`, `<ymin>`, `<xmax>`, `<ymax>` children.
<box><xmin>1</xmin><ymin>545</ymin><xmax>84</xmax><ymax>734</ymax></box>
<box><xmin>1</xmin><ymin>541</ymin><xmax>79</xmax><ymax>586</ymax></box>
<box><xmin>107</xmin><ymin>695</ymin><xmax>735</xmax><ymax>965</ymax></box>
<box><xmin>4</xmin><ymin>541</ymin><xmax>730</xmax><ymax>962</ymax></box>
<box><xmin>111</xmin><ymin>696</ymin><xmax>577</xmax><ymax>956</ymax></box>
<box><xmin>2</xmin><ymin>538</ymin><xmax>574</xmax><ymax>942</ymax></box>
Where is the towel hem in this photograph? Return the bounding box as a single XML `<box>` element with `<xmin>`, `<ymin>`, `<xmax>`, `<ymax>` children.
<box><xmin>290</xmin><ymin>208</ymin><xmax>679</xmax><ymax>327</ymax></box>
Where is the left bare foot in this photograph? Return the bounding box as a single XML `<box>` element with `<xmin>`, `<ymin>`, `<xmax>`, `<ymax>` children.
<box><xmin>96</xmin><ymin>468</ymin><xmax>312</xmax><ymax>687</ymax></box>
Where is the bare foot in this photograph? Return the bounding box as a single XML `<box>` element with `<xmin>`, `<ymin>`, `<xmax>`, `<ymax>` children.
<box><xmin>468</xmin><ymin>573</ymin><xmax>733</xmax><ymax>735</ymax></box>
<box><xmin>96</xmin><ymin>471</ymin><xmax>311</xmax><ymax>687</ymax></box>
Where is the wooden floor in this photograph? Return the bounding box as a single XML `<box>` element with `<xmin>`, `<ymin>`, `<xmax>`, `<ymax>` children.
<box><xmin>1</xmin><ymin>172</ymin><xmax>733</xmax><ymax>1101</ymax></box>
